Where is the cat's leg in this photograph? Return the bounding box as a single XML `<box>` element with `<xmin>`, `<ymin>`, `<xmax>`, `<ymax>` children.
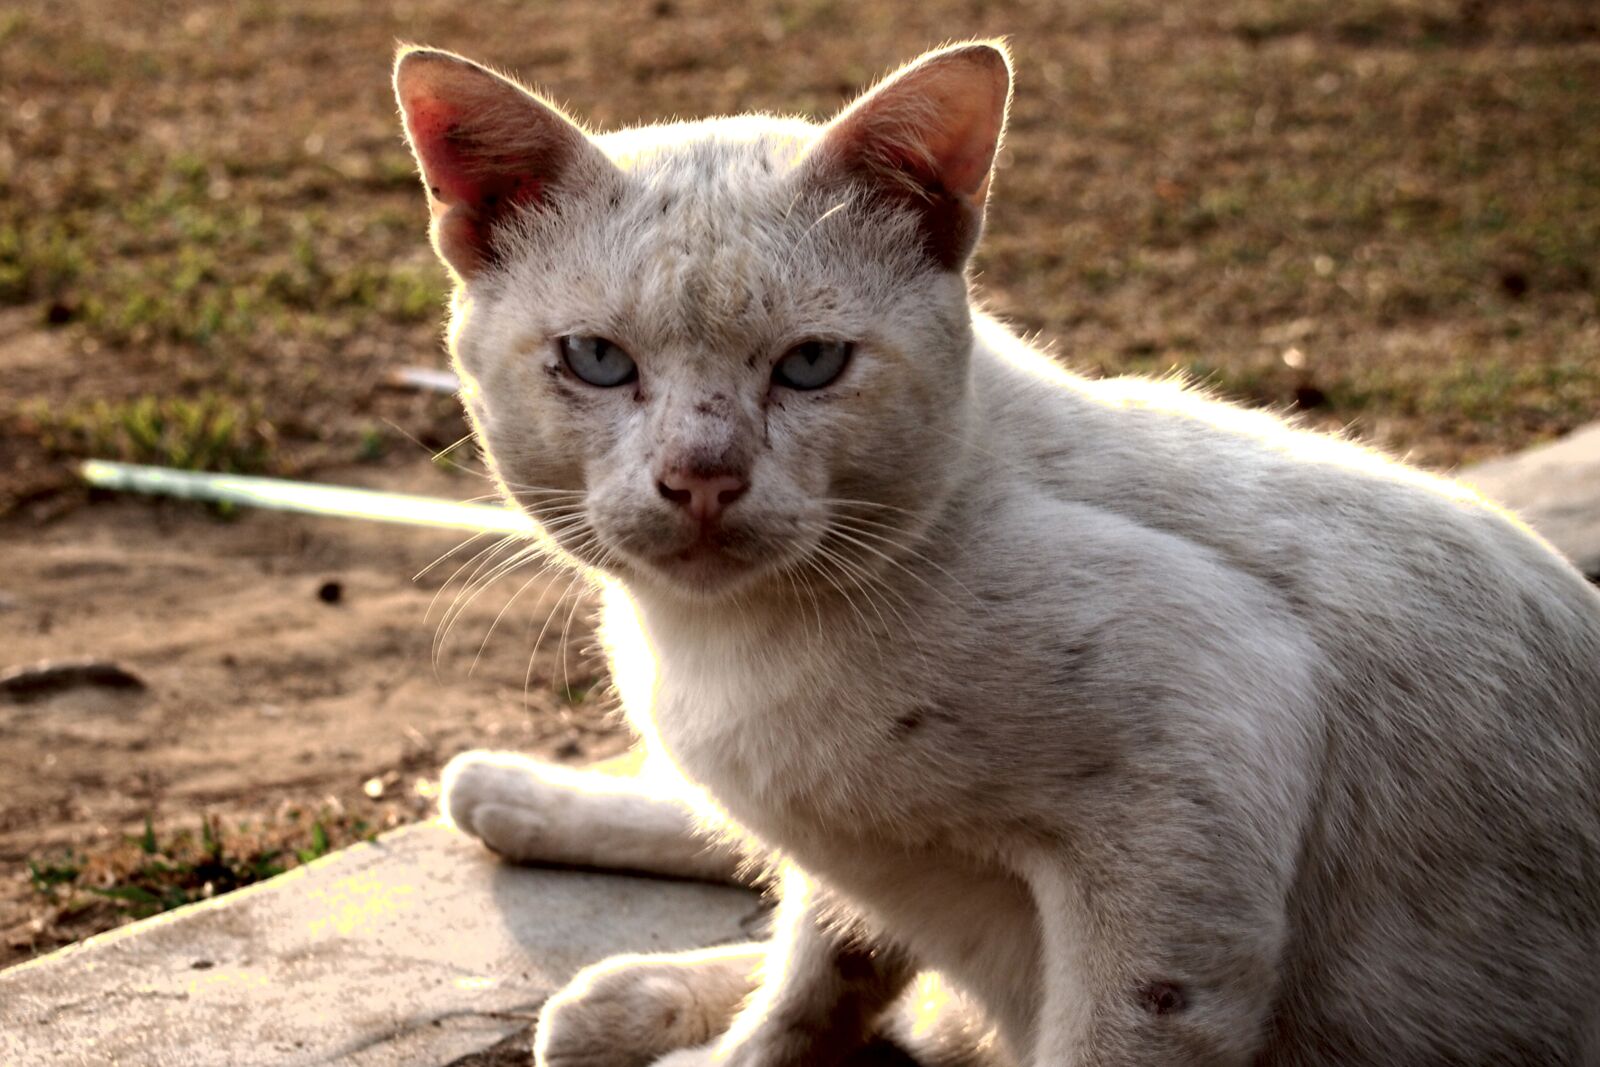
<box><xmin>537</xmin><ymin>946</ymin><xmax>1009</xmax><ymax>1067</ymax></box>
<box><xmin>536</xmin><ymin>943</ymin><xmax>765</xmax><ymax>1067</ymax></box>
<box><xmin>1019</xmin><ymin>831</ymin><xmax>1287</xmax><ymax>1067</ymax></box>
<box><xmin>650</xmin><ymin>868</ymin><xmax>915</xmax><ymax>1067</ymax></box>
<box><xmin>441</xmin><ymin>750</ymin><xmax>742</xmax><ymax>883</ymax></box>
<box><xmin>875</xmin><ymin>973</ymin><xmax>1016</xmax><ymax>1067</ymax></box>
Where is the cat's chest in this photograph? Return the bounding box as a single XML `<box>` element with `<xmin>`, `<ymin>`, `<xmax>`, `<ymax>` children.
<box><xmin>640</xmin><ymin>638</ymin><xmax>948</xmax><ymax>840</ymax></box>
<box><xmin>621</xmin><ymin>616</ymin><xmax>1044</xmax><ymax>1054</ymax></box>
<box><xmin>659</xmin><ymin>663</ymin><xmax>878</xmax><ymax>818</ymax></box>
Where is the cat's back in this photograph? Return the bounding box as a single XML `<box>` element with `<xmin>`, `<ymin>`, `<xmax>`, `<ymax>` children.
<box><xmin>971</xmin><ymin>319</ymin><xmax>1600</xmax><ymax>1063</ymax></box>
<box><xmin>970</xmin><ymin>314</ymin><xmax>1600</xmax><ymax>673</ymax></box>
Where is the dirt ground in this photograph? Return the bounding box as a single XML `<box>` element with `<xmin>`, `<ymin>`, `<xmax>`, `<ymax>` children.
<box><xmin>4</xmin><ymin>0</ymin><xmax>1599</xmax><ymax>513</ymax></box>
<box><xmin>2</xmin><ymin>0</ymin><xmax>1597</xmax><ymax>966</ymax></box>
<box><xmin>0</xmin><ymin>458</ymin><xmax>631</xmax><ymax>965</ymax></box>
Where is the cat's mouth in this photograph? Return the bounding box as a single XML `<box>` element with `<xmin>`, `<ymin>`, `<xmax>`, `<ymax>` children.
<box><xmin>671</xmin><ymin>541</ymin><xmax>731</xmax><ymax>564</ymax></box>
<box><xmin>647</xmin><ymin>537</ymin><xmax>758</xmax><ymax>589</ymax></box>
<box><xmin>580</xmin><ymin>502</ymin><xmax>811</xmax><ymax>599</ymax></box>
<box><xmin>623</xmin><ymin>519</ymin><xmax>802</xmax><ymax>598</ymax></box>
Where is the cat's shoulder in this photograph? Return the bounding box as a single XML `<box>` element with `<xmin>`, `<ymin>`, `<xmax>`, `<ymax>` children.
<box><xmin>969</xmin><ymin>312</ymin><xmax>1490</xmax><ymax>516</ymax></box>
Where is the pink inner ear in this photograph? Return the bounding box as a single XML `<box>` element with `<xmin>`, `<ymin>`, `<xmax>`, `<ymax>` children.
<box><xmin>918</xmin><ymin>118</ymin><xmax>1000</xmax><ymax>200</ymax></box>
<box><xmin>809</xmin><ymin>46</ymin><xmax>1009</xmax><ymax>268</ymax></box>
<box><xmin>395</xmin><ymin>50</ymin><xmax>606</xmax><ymax>277</ymax></box>
<box><xmin>401</xmin><ymin>92</ymin><xmax>545</xmax><ymax>215</ymax></box>
<box><xmin>824</xmin><ymin>45</ymin><xmax>1009</xmax><ymax>201</ymax></box>
<box><xmin>872</xmin><ymin>140</ymin><xmax>989</xmax><ymax>201</ymax></box>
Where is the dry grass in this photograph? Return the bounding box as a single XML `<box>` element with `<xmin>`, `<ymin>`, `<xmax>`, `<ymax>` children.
<box><xmin>1</xmin><ymin>0</ymin><xmax>1597</xmax><ymax>515</ymax></box>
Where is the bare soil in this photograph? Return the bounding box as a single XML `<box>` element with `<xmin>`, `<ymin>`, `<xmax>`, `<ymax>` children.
<box><xmin>0</xmin><ymin>459</ymin><xmax>628</xmax><ymax>966</ymax></box>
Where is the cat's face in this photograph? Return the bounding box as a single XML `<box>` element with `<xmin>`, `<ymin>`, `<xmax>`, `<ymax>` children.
<box><xmin>453</xmin><ymin>125</ymin><xmax>979</xmax><ymax>600</ymax></box>
<box><xmin>396</xmin><ymin>45</ymin><xmax>1010</xmax><ymax>601</ymax></box>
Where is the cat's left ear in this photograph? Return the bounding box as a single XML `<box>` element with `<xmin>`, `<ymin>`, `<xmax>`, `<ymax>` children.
<box><xmin>802</xmin><ymin>41</ymin><xmax>1012</xmax><ymax>270</ymax></box>
<box><xmin>393</xmin><ymin>48</ymin><xmax>619</xmax><ymax>280</ymax></box>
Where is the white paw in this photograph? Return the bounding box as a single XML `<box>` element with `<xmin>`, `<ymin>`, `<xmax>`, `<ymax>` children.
<box><xmin>535</xmin><ymin>953</ymin><xmax>739</xmax><ymax>1067</ymax></box>
<box><xmin>439</xmin><ymin>750</ymin><xmax>581</xmax><ymax>862</ymax></box>
<box><xmin>439</xmin><ymin>749</ymin><xmax>737</xmax><ymax>880</ymax></box>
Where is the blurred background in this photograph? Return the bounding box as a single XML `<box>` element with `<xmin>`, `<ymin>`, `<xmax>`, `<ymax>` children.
<box><xmin>1</xmin><ymin>0</ymin><xmax>1596</xmax><ymax>963</ymax></box>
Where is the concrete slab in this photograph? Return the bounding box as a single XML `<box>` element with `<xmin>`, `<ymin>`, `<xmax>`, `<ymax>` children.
<box><xmin>0</xmin><ymin>821</ymin><xmax>760</xmax><ymax>1067</ymax></box>
<box><xmin>1462</xmin><ymin>422</ymin><xmax>1600</xmax><ymax>579</ymax></box>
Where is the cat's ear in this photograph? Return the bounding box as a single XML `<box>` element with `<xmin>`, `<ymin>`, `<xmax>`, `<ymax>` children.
<box><xmin>803</xmin><ymin>41</ymin><xmax>1012</xmax><ymax>269</ymax></box>
<box><xmin>393</xmin><ymin>48</ymin><xmax>618</xmax><ymax>279</ymax></box>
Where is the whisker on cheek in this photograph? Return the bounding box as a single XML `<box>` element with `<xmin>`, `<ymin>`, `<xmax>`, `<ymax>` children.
<box><xmin>432</xmin><ymin>539</ymin><xmax>538</xmax><ymax>667</ymax></box>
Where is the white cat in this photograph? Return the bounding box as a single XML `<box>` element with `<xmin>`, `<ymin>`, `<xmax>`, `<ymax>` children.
<box><xmin>394</xmin><ymin>42</ymin><xmax>1600</xmax><ymax>1066</ymax></box>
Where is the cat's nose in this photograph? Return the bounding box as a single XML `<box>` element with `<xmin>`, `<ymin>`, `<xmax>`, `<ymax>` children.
<box><xmin>656</xmin><ymin>468</ymin><xmax>748</xmax><ymax>525</ymax></box>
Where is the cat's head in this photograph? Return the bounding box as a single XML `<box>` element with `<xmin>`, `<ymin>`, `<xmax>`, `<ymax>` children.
<box><xmin>394</xmin><ymin>43</ymin><xmax>1010</xmax><ymax>602</ymax></box>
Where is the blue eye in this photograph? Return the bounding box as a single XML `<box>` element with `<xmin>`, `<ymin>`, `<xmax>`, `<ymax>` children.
<box><xmin>560</xmin><ymin>335</ymin><xmax>637</xmax><ymax>387</ymax></box>
<box><xmin>773</xmin><ymin>340</ymin><xmax>852</xmax><ymax>391</ymax></box>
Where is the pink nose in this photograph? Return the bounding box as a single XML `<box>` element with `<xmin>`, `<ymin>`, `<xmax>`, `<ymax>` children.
<box><xmin>657</xmin><ymin>468</ymin><xmax>748</xmax><ymax>525</ymax></box>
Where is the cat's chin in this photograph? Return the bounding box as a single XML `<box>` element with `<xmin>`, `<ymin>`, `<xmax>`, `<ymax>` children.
<box><xmin>628</xmin><ymin>544</ymin><xmax>767</xmax><ymax>601</ymax></box>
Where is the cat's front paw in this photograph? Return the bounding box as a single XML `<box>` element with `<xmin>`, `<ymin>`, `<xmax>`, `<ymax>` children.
<box><xmin>535</xmin><ymin>949</ymin><xmax>757</xmax><ymax>1067</ymax></box>
<box><xmin>439</xmin><ymin>749</ymin><xmax>581</xmax><ymax>862</ymax></box>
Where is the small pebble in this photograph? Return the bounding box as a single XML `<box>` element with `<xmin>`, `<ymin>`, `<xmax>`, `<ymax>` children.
<box><xmin>317</xmin><ymin>580</ymin><xmax>343</xmax><ymax>605</ymax></box>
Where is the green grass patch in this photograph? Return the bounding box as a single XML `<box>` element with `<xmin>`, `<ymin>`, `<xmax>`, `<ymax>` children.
<box><xmin>28</xmin><ymin>811</ymin><xmax>373</xmax><ymax>921</ymax></box>
<box><xmin>28</xmin><ymin>393</ymin><xmax>277</xmax><ymax>473</ymax></box>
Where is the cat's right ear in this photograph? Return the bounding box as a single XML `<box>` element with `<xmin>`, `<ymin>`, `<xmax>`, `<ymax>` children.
<box><xmin>802</xmin><ymin>42</ymin><xmax>1012</xmax><ymax>270</ymax></box>
<box><xmin>393</xmin><ymin>48</ymin><xmax>618</xmax><ymax>280</ymax></box>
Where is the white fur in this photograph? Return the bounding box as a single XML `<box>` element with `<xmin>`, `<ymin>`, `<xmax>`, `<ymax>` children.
<box><xmin>399</xmin><ymin>43</ymin><xmax>1600</xmax><ymax>1067</ymax></box>
<box><xmin>441</xmin><ymin>752</ymin><xmax>740</xmax><ymax>883</ymax></box>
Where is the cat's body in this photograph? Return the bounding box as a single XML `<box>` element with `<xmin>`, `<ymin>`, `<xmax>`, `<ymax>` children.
<box><xmin>395</xmin><ymin>43</ymin><xmax>1600</xmax><ymax>1066</ymax></box>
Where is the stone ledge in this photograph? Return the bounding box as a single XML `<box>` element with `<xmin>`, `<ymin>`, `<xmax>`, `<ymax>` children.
<box><xmin>0</xmin><ymin>821</ymin><xmax>759</xmax><ymax>1067</ymax></box>
<box><xmin>1462</xmin><ymin>422</ymin><xmax>1600</xmax><ymax>579</ymax></box>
